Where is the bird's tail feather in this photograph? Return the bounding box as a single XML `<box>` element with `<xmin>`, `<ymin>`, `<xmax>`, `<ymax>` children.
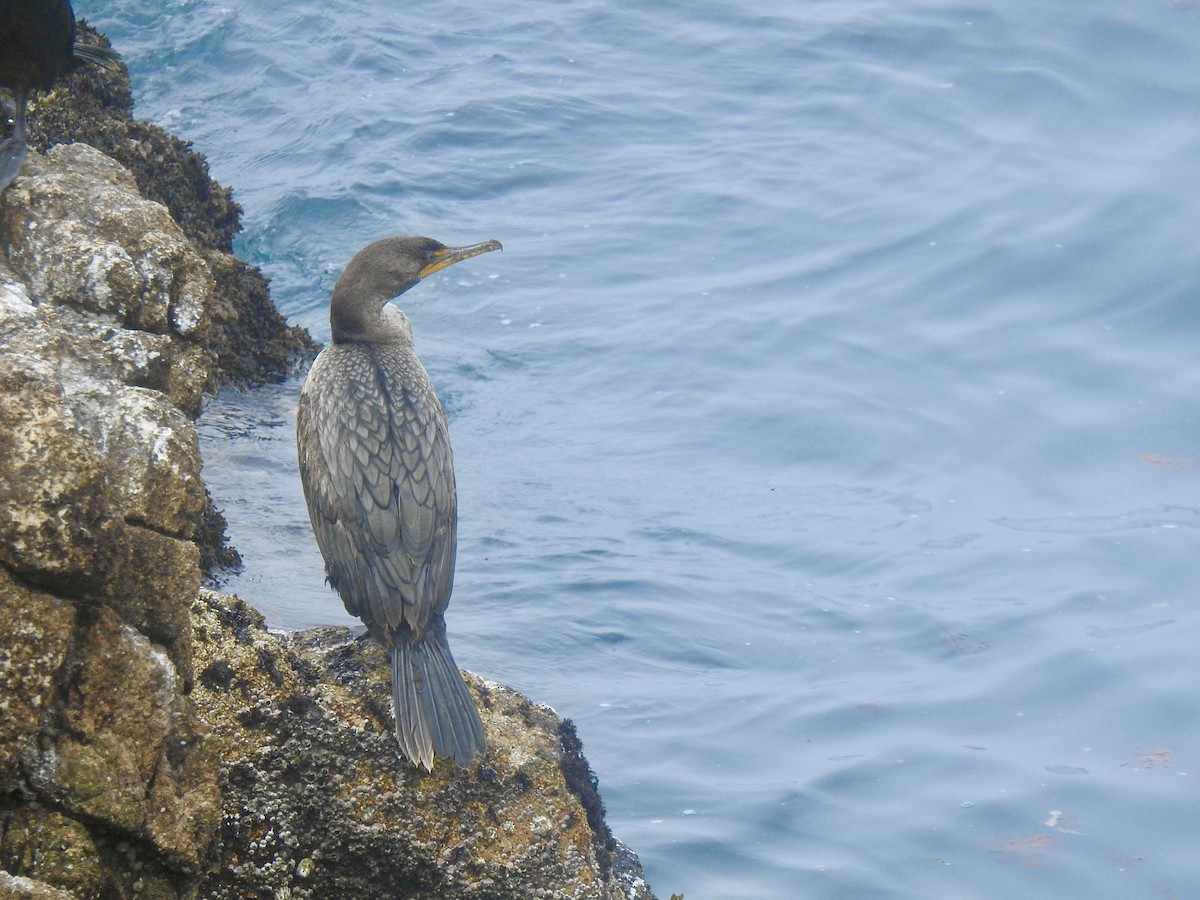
<box><xmin>391</xmin><ymin>626</ymin><xmax>485</xmax><ymax>770</ymax></box>
<box><xmin>73</xmin><ymin>43</ymin><xmax>123</xmax><ymax>69</ymax></box>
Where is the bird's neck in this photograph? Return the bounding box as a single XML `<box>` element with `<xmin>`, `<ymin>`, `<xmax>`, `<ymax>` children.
<box><xmin>330</xmin><ymin>293</ymin><xmax>411</xmax><ymax>345</ymax></box>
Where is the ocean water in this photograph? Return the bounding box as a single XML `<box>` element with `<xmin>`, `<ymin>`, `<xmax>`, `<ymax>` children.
<box><xmin>78</xmin><ymin>2</ymin><xmax>1200</xmax><ymax>897</ymax></box>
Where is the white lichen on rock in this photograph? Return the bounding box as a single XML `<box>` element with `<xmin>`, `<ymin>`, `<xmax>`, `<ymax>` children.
<box><xmin>0</xmin><ymin>144</ymin><xmax>213</xmax><ymax>338</ymax></box>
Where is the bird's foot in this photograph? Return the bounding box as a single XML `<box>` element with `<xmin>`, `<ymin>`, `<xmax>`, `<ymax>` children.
<box><xmin>0</xmin><ymin>136</ymin><xmax>29</xmax><ymax>194</ymax></box>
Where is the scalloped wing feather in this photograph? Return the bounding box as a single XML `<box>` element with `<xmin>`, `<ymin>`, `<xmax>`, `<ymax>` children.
<box><xmin>296</xmin><ymin>343</ymin><xmax>456</xmax><ymax>638</ymax></box>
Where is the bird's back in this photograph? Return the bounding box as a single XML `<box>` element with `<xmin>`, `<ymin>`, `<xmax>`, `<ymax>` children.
<box><xmin>297</xmin><ymin>339</ymin><xmax>457</xmax><ymax>642</ymax></box>
<box><xmin>0</xmin><ymin>0</ymin><xmax>76</xmax><ymax>90</ymax></box>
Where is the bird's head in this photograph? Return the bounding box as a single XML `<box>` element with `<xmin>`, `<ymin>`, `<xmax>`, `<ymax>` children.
<box><xmin>330</xmin><ymin>236</ymin><xmax>502</xmax><ymax>343</ymax></box>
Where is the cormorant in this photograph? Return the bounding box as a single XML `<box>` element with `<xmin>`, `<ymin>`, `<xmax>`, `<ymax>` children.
<box><xmin>0</xmin><ymin>0</ymin><xmax>120</xmax><ymax>192</ymax></box>
<box><xmin>296</xmin><ymin>236</ymin><xmax>501</xmax><ymax>770</ymax></box>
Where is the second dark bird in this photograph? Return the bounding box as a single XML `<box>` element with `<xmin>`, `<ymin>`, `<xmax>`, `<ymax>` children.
<box><xmin>0</xmin><ymin>0</ymin><xmax>120</xmax><ymax>192</ymax></box>
<box><xmin>297</xmin><ymin>236</ymin><xmax>502</xmax><ymax>770</ymax></box>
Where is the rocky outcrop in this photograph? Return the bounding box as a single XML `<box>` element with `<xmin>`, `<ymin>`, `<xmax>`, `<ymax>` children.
<box><xmin>20</xmin><ymin>24</ymin><xmax>312</xmax><ymax>575</ymax></box>
<box><xmin>1</xmin><ymin>145</ymin><xmax>214</xmax><ymax>414</ymax></box>
<box><xmin>189</xmin><ymin>591</ymin><xmax>652</xmax><ymax>899</ymax></box>
<box><xmin>0</xmin><ymin>51</ymin><xmax>656</xmax><ymax>900</ymax></box>
<box><xmin>0</xmin><ymin>144</ymin><xmax>223</xmax><ymax>898</ymax></box>
<box><xmin>27</xmin><ymin>23</ymin><xmax>316</xmax><ymax>391</ymax></box>
<box><xmin>0</xmin><ymin>144</ymin><xmax>209</xmax><ymax>657</ymax></box>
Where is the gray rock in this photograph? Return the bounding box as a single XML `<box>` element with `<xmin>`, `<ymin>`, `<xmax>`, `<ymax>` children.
<box><xmin>26</xmin><ymin>26</ymin><xmax>317</xmax><ymax>387</ymax></box>
<box><xmin>0</xmin><ymin>857</ymin><xmax>94</xmax><ymax>899</ymax></box>
<box><xmin>190</xmin><ymin>590</ymin><xmax>655</xmax><ymax>900</ymax></box>
<box><xmin>0</xmin><ymin>146</ymin><xmax>232</xmax><ymax>895</ymax></box>
<box><xmin>0</xmin><ymin>144</ymin><xmax>215</xmax><ymax>415</ymax></box>
<box><xmin>1</xmin><ymin>143</ymin><xmax>212</xmax><ymax>340</ymax></box>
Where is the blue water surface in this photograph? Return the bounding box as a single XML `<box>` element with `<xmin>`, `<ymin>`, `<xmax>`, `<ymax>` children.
<box><xmin>78</xmin><ymin>1</ymin><xmax>1200</xmax><ymax>897</ymax></box>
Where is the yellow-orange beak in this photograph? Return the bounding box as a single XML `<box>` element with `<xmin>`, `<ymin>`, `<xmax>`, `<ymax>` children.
<box><xmin>419</xmin><ymin>239</ymin><xmax>503</xmax><ymax>279</ymax></box>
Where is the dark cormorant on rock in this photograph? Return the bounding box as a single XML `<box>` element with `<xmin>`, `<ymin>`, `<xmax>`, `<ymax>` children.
<box><xmin>0</xmin><ymin>0</ymin><xmax>120</xmax><ymax>192</ymax></box>
<box><xmin>297</xmin><ymin>236</ymin><xmax>501</xmax><ymax>770</ymax></box>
